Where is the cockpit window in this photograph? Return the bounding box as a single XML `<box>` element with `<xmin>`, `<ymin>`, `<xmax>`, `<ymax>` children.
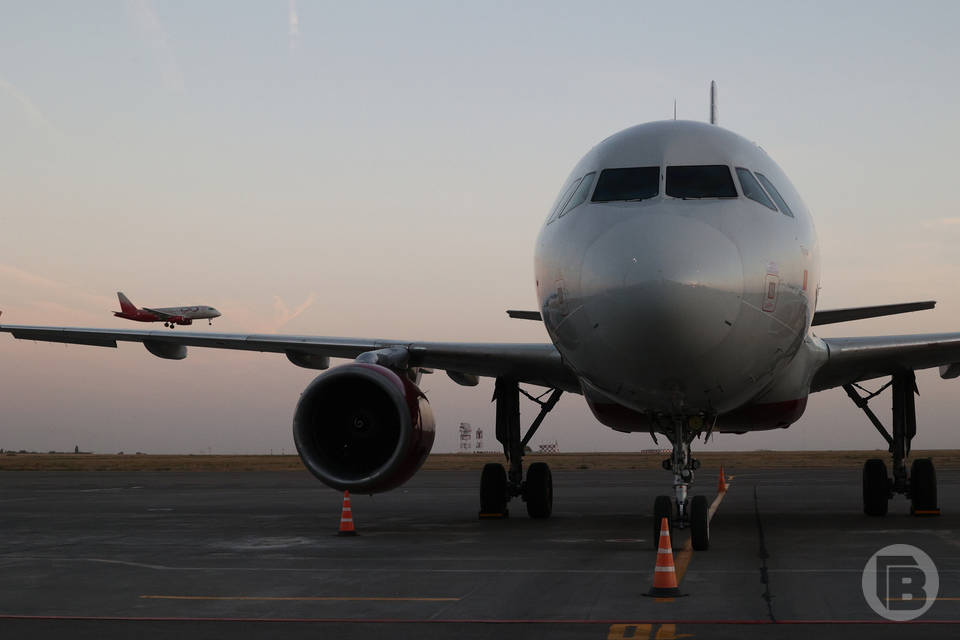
<box><xmin>548</xmin><ymin>177</ymin><xmax>583</xmax><ymax>221</ymax></box>
<box><xmin>591</xmin><ymin>167</ymin><xmax>659</xmax><ymax>202</ymax></box>
<box><xmin>735</xmin><ymin>167</ymin><xmax>777</xmax><ymax>211</ymax></box>
<box><xmin>665</xmin><ymin>165</ymin><xmax>737</xmax><ymax>199</ymax></box>
<box><xmin>754</xmin><ymin>172</ymin><xmax>795</xmax><ymax>218</ymax></box>
<box><xmin>560</xmin><ymin>172</ymin><xmax>596</xmax><ymax>217</ymax></box>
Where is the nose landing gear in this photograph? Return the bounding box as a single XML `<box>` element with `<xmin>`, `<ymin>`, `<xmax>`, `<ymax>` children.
<box><xmin>653</xmin><ymin>417</ymin><xmax>711</xmax><ymax>550</ymax></box>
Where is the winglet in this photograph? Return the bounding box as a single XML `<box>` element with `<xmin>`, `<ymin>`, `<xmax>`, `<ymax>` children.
<box><xmin>117</xmin><ymin>292</ymin><xmax>137</xmax><ymax>314</ymax></box>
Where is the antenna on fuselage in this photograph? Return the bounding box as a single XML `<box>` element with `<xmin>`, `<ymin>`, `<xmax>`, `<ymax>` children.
<box><xmin>673</xmin><ymin>99</ymin><xmax>677</xmax><ymax>120</ymax></box>
<box><xmin>709</xmin><ymin>80</ymin><xmax>718</xmax><ymax>125</ymax></box>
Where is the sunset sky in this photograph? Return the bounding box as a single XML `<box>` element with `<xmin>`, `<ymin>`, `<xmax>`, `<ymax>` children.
<box><xmin>2</xmin><ymin>1</ymin><xmax>959</xmax><ymax>454</ymax></box>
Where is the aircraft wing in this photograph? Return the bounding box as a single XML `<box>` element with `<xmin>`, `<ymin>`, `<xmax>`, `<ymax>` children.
<box><xmin>141</xmin><ymin>307</ymin><xmax>176</xmax><ymax>320</ymax></box>
<box><xmin>812</xmin><ymin>332</ymin><xmax>960</xmax><ymax>392</ymax></box>
<box><xmin>0</xmin><ymin>324</ymin><xmax>581</xmax><ymax>392</ymax></box>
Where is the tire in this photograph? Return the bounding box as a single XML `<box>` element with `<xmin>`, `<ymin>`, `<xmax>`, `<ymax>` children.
<box><xmin>653</xmin><ymin>495</ymin><xmax>673</xmax><ymax>549</ymax></box>
<box><xmin>480</xmin><ymin>463</ymin><xmax>507</xmax><ymax>514</ymax></box>
<box><xmin>863</xmin><ymin>458</ymin><xmax>889</xmax><ymax>516</ymax></box>
<box><xmin>524</xmin><ymin>462</ymin><xmax>553</xmax><ymax>519</ymax></box>
<box><xmin>911</xmin><ymin>458</ymin><xmax>938</xmax><ymax>514</ymax></box>
<box><xmin>690</xmin><ymin>495</ymin><xmax>710</xmax><ymax>551</ymax></box>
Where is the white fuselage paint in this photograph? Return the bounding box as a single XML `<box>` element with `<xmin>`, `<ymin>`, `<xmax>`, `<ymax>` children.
<box><xmin>535</xmin><ymin>121</ymin><xmax>826</xmax><ymax>434</ymax></box>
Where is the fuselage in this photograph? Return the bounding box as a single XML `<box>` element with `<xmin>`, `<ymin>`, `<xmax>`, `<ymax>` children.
<box><xmin>535</xmin><ymin>121</ymin><xmax>824</xmax><ymax>433</ymax></box>
<box><xmin>114</xmin><ymin>305</ymin><xmax>221</xmax><ymax>324</ymax></box>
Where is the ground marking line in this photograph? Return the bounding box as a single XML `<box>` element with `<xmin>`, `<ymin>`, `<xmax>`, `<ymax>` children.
<box><xmin>140</xmin><ymin>595</ymin><xmax>459</xmax><ymax>602</ymax></box>
<box><xmin>1</xmin><ymin>614</ymin><xmax>959</xmax><ymax>624</ymax></box>
<box><xmin>676</xmin><ymin>479</ymin><xmax>731</xmax><ymax>583</ymax></box>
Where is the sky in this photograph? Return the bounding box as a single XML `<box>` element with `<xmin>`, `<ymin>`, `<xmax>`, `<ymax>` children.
<box><xmin>1</xmin><ymin>1</ymin><xmax>959</xmax><ymax>454</ymax></box>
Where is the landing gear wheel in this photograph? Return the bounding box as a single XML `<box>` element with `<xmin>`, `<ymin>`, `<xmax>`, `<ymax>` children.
<box><xmin>480</xmin><ymin>463</ymin><xmax>507</xmax><ymax>516</ymax></box>
<box><xmin>911</xmin><ymin>458</ymin><xmax>938</xmax><ymax>514</ymax></box>
<box><xmin>690</xmin><ymin>495</ymin><xmax>710</xmax><ymax>551</ymax></box>
<box><xmin>523</xmin><ymin>462</ymin><xmax>552</xmax><ymax>519</ymax></box>
<box><xmin>653</xmin><ymin>495</ymin><xmax>674</xmax><ymax>548</ymax></box>
<box><xmin>863</xmin><ymin>458</ymin><xmax>890</xmax><ymax>516</ymax></box>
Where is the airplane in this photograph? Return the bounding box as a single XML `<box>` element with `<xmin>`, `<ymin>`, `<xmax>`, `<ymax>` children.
<box><xmin>113</xmin><ymin>292</ymin><xmax>221</xmax><ymax>328</ymax></box>
<box><xmin>3</xmin><ymin>83</ymin><xmax>958</xmax><ymax>551</ymax></box>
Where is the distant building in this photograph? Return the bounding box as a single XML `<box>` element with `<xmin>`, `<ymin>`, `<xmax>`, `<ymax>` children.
<box><xmin>458</xmin><ymin>422</ymin><xmax>473</xmax><ymax>453</ymax></box>
<box><xmin>538</xmin><ymin>440</ymin><xmax>559</xmax><ymax>454</ymax></box>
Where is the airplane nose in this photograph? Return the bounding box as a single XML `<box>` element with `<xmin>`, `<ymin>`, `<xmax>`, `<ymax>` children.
<box><xmin>581</xmin><ymin>214</ymin><xmax>744</xmax><ymax>370</ymax></box>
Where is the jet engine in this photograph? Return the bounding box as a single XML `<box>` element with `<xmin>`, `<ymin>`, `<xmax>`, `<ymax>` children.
<box><xmin>292</xmin><ymin>363</ymin><xmax>435</xmax><ymax>493</ymax></box>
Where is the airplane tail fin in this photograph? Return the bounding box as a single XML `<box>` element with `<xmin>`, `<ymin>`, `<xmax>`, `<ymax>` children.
<box><xmin>117</xmin><ymin>292</ymin><xmax>137</xmax><ymax>313</ymax></box>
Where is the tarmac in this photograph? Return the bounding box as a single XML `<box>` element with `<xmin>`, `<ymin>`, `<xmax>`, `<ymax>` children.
<box><xmin>1</xmin><ymin>465</ymin><xmax>958</xmax><ymax>639</ymax></box>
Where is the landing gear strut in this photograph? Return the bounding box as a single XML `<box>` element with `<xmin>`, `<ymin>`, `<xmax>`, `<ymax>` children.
<box><xmin>654</xmin><ymin>417</ymin><xmax>710</xmax><ymax>550</ymax></box>
<box><xmin>844</xmin><ymin>370</ymin><xmax>939</xmax><ymax>516</ymax></box>
<box><xmin>479</xmin><ymin>378</ymin><xmax>562</xmax><ymax>519</ymax></box>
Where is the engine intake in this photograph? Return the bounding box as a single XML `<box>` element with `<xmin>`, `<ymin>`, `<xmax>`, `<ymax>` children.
<box><xmin>292</xmin><ymin>363</ymin><xmax>435</xmax><ymax>493</ymax></box>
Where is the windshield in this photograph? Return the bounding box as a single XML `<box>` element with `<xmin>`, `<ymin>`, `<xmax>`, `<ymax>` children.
<box><xmin>754</xmin><ymin>172</ymin><xmax>795</xmax><ymax>218</ymax></box>
<box><xmin>591</xmin><ymin>167</ymin><xmax>660</xmax><ymax>202</ymax></box>
<box><xmin>736</xmin><ymin>168</ymin><xmax>777</xmax><ymax>211</ymax></box>
<box><xmin>666</xmin><ymin>165</ymin><xmax>737</xmax><ymax>199</ymax></box>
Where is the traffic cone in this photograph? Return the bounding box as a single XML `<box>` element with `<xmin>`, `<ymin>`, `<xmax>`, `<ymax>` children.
<box><xmin>717</xmin><ymin>465</ymin><xmax>728</xmax><ymax>493</ymax></box>
<box><xmin>645</xmin><ymin>517</ymin><xmax>684</xmax><ymax>597</ymax></box>
<box><xmin>338</xmin><ymin>490</ymin><xmax>357</xmax><ymax>536</ymax></box>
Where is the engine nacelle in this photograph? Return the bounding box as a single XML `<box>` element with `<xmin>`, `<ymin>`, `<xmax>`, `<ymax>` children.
<box><xmin>292</xmin><ymin>363</ymin><xmax>435</xmax><ymax>493</ymax></box>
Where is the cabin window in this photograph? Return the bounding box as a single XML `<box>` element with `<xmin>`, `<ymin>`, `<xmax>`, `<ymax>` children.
<box><xmin>548</xmin><ymin>177</ymin><xmax>583</xmax><ymax>221</ymax></box>
<box><xmin>665</xmin><ymin>165</ymin><xmax>737</xmax><ymax>199</ymax></box>
<box><xmin>735</xmin><ymin>168</ymin><xmax>777</xmax><ymax>211</ymax></box>
<box><xmin>754</xmin><ymin>172</ymin><xmax>795</xmax><ymax>218</ymax></box>
<box><xmin>591</xmin><ymin>167</ymin><xmax>660</xmax><ymax>202</ymax></box>
<box><xmin>560</xmin><ymin>172</ymin><xmax>596</xmax><ymax>217</ymax></box>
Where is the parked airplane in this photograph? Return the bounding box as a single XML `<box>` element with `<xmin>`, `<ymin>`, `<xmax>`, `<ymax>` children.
<box><xmin>3</xmin><ymin>85</ymin><xmax>957</xmax><ymax>550</ymax></box>
<box><xmin>113</xmin><ymin>292</ymin><xmax>221</xmax><ymax>328</ymax></box>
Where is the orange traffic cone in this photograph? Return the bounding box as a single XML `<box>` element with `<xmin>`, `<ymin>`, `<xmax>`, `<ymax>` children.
<box><xmin>717</xmin><ymin>465</ymin><xmax>728</xmax><ymax>493</ymax></box>
<box><xmin>338</xmin><ymin>490</ymin><xmax>357</xmax><ymax>536</ymax></box>
<box><xmin>645</xmin><ymin>517</ymin><xmax>684</xmax><ymax>597</ymax></box>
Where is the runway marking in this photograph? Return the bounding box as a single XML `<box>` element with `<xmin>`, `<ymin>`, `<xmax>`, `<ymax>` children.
<box><xmin>7</xmin><ymin>555</ymin><xmax>960</xmax><ymax>575</ymax></box>
<box><xmin>141</xmin><ymin>595</ymin><xmax>460</xmax><ymax>602</ymax></box>
<box><xmin>669</xmin><ymin>477</ymin><xmax>732</xmax><ymax>592</ymax></box>
<box><xmin>2</xmin><ymin>613</ymin><xmax>959</xmax><ymax>624</ymax></box>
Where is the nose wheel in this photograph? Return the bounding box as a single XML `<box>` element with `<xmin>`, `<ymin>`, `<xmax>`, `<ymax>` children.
<box><xmin>652</xmin><ymin>418</ymin><xmax>710</xmax><ymax>550</ymax></box>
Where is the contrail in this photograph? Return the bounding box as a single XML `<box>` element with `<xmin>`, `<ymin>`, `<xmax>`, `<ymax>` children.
<box><xmin>128</xmin><ymin>0</ymin><xmax>184</xmax><ymax>93</ymax></box>
<box><xmin>289</xmin><ymin>0</ymin><xmax>300</xmax><ymax>53</ymax></box>
<box><xmin>0</xmin><ymin>77</ymin><xmax>58</xmax><ymax>135</ymax></box>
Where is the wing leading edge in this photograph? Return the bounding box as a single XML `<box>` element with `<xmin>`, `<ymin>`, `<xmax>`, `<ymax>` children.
<box><xmin>813</xmin><ymin>332</ymin><xmax>960</xmax><ymax>392</ymax></box>
<box><xmin>0</xmin><ymin>324</ymin><xmax>580</xmax><ymax>392</ymax></box>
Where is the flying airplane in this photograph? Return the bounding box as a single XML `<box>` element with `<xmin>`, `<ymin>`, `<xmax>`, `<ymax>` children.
<box><xmin>113</xmin><ymin>292</ymin><xmax>221</xmax><ymax>328</ymax></box>
<box><xmin>3</xmin><ymin>84</ymin><xmax>958</xmax><ymax>551</ymax></box>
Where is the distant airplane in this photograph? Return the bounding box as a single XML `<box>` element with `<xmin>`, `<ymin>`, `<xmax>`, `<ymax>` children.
<box><xmin>113</xmin><ymin>292</ymin><xmax>220</xmax><ymax>328</ymax></box>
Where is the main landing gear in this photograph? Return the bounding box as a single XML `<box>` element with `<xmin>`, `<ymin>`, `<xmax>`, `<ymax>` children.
<box><xmin>479</xmin><ymin>378</ymin><xmax>562</xmax><ymax>519</ymax></box>
<box><xmin>653</xmin><ymin>418</ymin><xmax>711</xmax><ymax>551</ymax></box>
<box><xmin>844</xmin><ymin>369</ymin><xmax>940</xmax><ymax>517</ymax></box>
